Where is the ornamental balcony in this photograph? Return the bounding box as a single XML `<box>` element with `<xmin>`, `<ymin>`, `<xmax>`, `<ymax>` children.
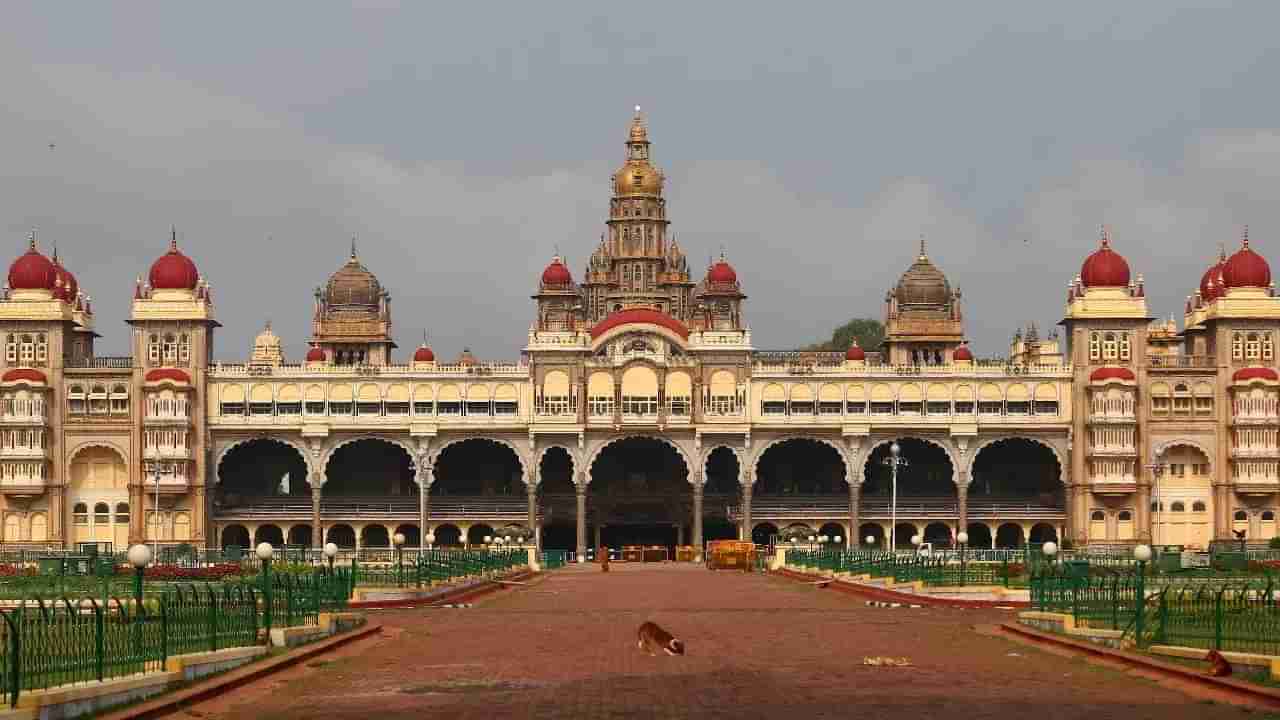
<box><xmin>1147</xmin><ymin>355</ymin><xmax>1216</xmax><ymax>371</ymax></box>
<box><xmin>209</xmin><ymin>361</ymin><xmax>529</xmax><ymax>379</ymax></box>
<box><xmin>749</xmin><ymin>359</ymin><xmax>1073</xmax><ymax>378</ymax></box>
<box><xmin>1234</xmin><ymin>481</ymin><xmax>1280</xmax><ymax>495</ymax></box>
<box><xmin>1230</xmin><ymin>447</ymin><xmax>1280</xmax><ymax>459</ymax></box>
<box><xmin>1088</xmin><ymin>480</ymin><xmax>1138</xmax><ymax>495</ymax></box>
<box><xmin>1086</xmin><ymin>446</ymin><xmax>1137</xmax><ymax>457</ymax></box>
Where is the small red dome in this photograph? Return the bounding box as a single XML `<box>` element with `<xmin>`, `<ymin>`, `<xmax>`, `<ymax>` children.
<box><xmin>8</xmin><ymin>242</ymin><xmax>56</xmax><ymax>291</ymax></box>
<box><xmin>144</xmin><ymin>368</ymin><xmax>190</xmax><ymax>384</ymax></box>
<box><xmin>51</xmin><ymin>254</ymin><xmax>77</xmax><ymax>301</ymax></box>
<box><xmin>413</xmin><ymin>344</ymin><xmax>435</xmax><ymax>362</ymax></box>
<box><xmin>541</xmin><ymin>256</ymin><xmax>572</xmax><ymax>286</ymax></box>
<box><xmin>1080</xmin><ymin>234</ymin><xmax>1131</xmax><ymax>288</ymax></box>
<box><xmin>1233</xmin><ymin>366</ymin><xmax>1279</xmax><ymax>382</ymax></box>
<box><xmin>589</xmin><ymin>308</ymin><xmax>689</xmax><ymax>339</ymax></box>
<box><xmin>845</xmin><ymin>341</ymin><xmax>866</xmax><ymax>361</ymax></box>
<box><xmin>1200</xmin><ymin>252</ymin><xmax>1227</xmax><ymax>300</ymax></box>
<box><xmin>1089</xmin><ymin>366</ymin><xmax>1136</xmax><ymax>382</ymax></box>
<box><xmin>953</xmin><ymin>343</ymin><xmax>973</xmax><ymax>361</ymax></box>
<box><xmin>305</xmin><ymin>346</ymin><xmax>326</xmax><ymax>362</ymax></box>
<box><xmin>1222</xmin><ymin>231</ymin><xmax>1271</xmax><ymax>289</ymax></box>
<box><xmin>149</xmin><ymin>233</ymin><xmax>199</xmax><ymax>291</ymax></box>
<box><xmin>707</xmin><ymin>258</ymin><xmax>737</xmax><ymax>285</ymax></box>
<box><xmin>0</xmin><ymin>368</ymin><xmax>46</xmax><ymax>384</ymax></box>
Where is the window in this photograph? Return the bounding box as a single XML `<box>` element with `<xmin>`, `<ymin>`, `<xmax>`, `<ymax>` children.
<box><xmin>1235</xmin><ymin>510</ymin><xmax>1249</xmax><ymax>522</ymax></box>
<box><xmin>1118</xmin><ymin>510</ymin><xmax>1132</xmax><ymax>521</ymax></box>
<box><xmin>3</xmin><ymin>335</ymin><xmax>14</xmax><ymax>363</ymax></box>
<box><xmin>789</xmin><ymin>400</ymin><xmax>815</xmax><ymax>415</ymax></box>
<box><xmin>305</xmin><ymin>401</ymin><xmax>326</xmax><ymax>415</ymax></box>
<box><xmin>220</xmin><ymin>402</ymin><xmax>244</xmax><ymax>415</ymax></box>
<box><xmin>954</xmin><ymin>401</ymin><xmax>975</xmax><ymax>414</ymax></box>
<box><xmin>1195</xmin><ymin>396</ymin><xmax>1213</xmax><ymax>414</ymax></box>
<box><xmin>1170</xmin><ymin>463</ymin><xmax>1185</xmax><ymax>476</ymax></box>
<box><xmin>34</xmin><ymin>334</ymin><xmax>46</xmax><ymax>363</ymax></box>
<box><xmin>110</xmin><ymin>385</ymin><xmax>128</xmax><ymax>414</ymax></box>
<box><xmin>1233</xmin><ymin>333</ymin><xmax>1244</xmax><ymax>360</ymax></box>
<box><xmin>588</xmin><ymin>396</ymin><xmax>614</xmax><ymax>416</ymax></box>
<box><xmin>1247</xmin><ymin>333</ymin><xmax>1262</xmax><ymax>360</ymax></box>
<box><xmin>845</xmin><ymin>401</ymin><xmax>866</xmax><ymax>414</ymax></box>
<box><xmin>1266</xmin><ymin>335</ymin><xmax>1275</xmax><ymax>361</ymax></box>
<box><xmin>328</xmin><ymin>402</ymin><xmax>353</xmax><ymax>415</ymax></box>
<box><xmin>1118</xmin><ymin>334</ymin><xmax>1130</xmax><ymax>360</ymax></box>
<box><xmin>978</xmin><ymin>401</ymin><xmax>1003</xmax><ymax>415</ymax></box>
<box><xmin>1173</xmin><ymin>397</ymin><xmax>1191</xmax><ymax>414</ymax></box>
<box><xmin>1170</xmin><ymin>501</ymin><xmax>1185</xmax><ymax>512</ymax></box>
<box><xmin>622</xmin><ymin>396</ymin><xmax>657</xmax><ymax>416</ymax></box>
<box><xmin>357</xmin><ymin>402</ymin><xmax>383</xmax><ymax>416</ymax></box>
<box><xmin>384</xmin><ymin>401</ymin><xmax>409</xmax><ymax>416</ymax></box>
<box><xmin>1034</xmin><ymin>401</ymin><xmax>1059</xmax><ymax>415</ymax></box>
<box><xmin>668</xmin><ymin>397</ymin><xmax>690</xmax><ymax>416</ymax></box>
<box><xmin>115</xmin><ymin>503</ymin><xmax>129</xmax><ymax>524</ymax></box>
<box><xmin>494</xmin><ymin>401</ymin><xmax>518</xmax><ymax>415</ymax></box>
<box><xmin>1089</xmin><ymin>333</ymin><xmax>1101</xmax><ymax>361</ymax></box>
<box><xmin>1006</xmin><ymin>401</ymin><xmax>1030</xmax><ymax>415</ymax></box>
<box><xmin>73</xmin><ymin>503</ymin><xmax>88</xmax><ymax>525</ymax></box>
<box><xmin>1265</xmin><ymin>510</ymin><xmax>1277</xmax><ymax>521</ymax></box>
<box><xmin>1151</xmin><ymin>501</ymin><xmax>1162</xmax><ymax>512</ymax></box>
<box><xmin>926</xmin><ymin>402</ymin><xmax>950</xmax><ymax>416</ymax></box>
<box><xmin>762</xmin><ymin>400</ymin><xmax>786</xmax><ymax>415</ymax></box>
<box><xmin>1102</xmin><ymin>333</ymin><xmax>1118</xmax><ymax>360</ymax></box>
<box><xmin>869</xmin><ymin>401</ymin><xmax>894</xmax><ymax>416</ymax></box>
<box><xmin>93</xmin><ymin>502</ymin><xmax>109</xmax><ymax>525</ymax></box>
<box><xmin>163</xmin><ymin>333</ymin><xmax>177</xmax><ymax>363</ymax></box>
<box><xmin>19</xmin><ymin>335</ymin><xmax>33</xmax><ymax>364</ymax></box>
<box><xmin>250</xmin><ymin>401</ymin><xmax>274</xmax><ymax>416</ymax></box>
<box><xmin>89</xmin><ymin>385</ymin><xmax>108</xmax><ymax>414</ymax></box>
<box><xmin>179</xmin><ymin>334</ymin><xmax>191</xmax><ymax>363</ymax></box>
<box><xmin>1090</xmin><ymin>510</ymin><xmax>1106</xmax><ymax>522</ymax></box>
<box><xmin>412</xmin><ymin>401</ymin><xmax>433</xmax><ymax>415</ymax></box>
<box><xmin>149</xmin><ymin>334</ymin><xmax>161</xmax><ymax>363</ymax></box>
<box><xmin>1192</xmin><ymin>501</ymin><xmax>1207</xmax><ymax>512</ymax></box>
<box><xmin>67</xmin><ymin>384</ymin><xmax>85</xmax><ymax>414</ymax></box>
<box><xmin>819</xmin><ymin>401</ymin><xmax>842</xmax><ymax>415</ymax></box>
<box><xmin>1152</xmin><ymin>396</ymin><xmax>1170</xmax><ymax>414</ymax></box>
<box><xmin>277</xmin><ymin>402</ymin><xmax>302</xmax><ymax>415</ymax></box>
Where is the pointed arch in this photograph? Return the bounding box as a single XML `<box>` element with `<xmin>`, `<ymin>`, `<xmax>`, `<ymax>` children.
<box><xmin>701</xmin><ymin>444</ymin><xmax>744</xmax><ymax>490</ymax></box>
<box><xmin>584</xmin><ymin>434</ymin><xmax>693</xmax><ymax>487</ymax></box>
<box><xmin>534</xmin><ymin>443</ymin><xmax>579</xmax><ymax>487</ymax></box>
<box><xmin>750</xmin><ymin>434</ymin><xmax>851</xmax><ymax>487</ymax></box>
<box><xmin>429</xmin><ymin>435</ymin><xmax>530</xmax><ymax>486</ymax></box>
<box><xmin>965</xmin><ymin>435</ymin><xmax>1067</xmax><ymax>488</ymax></box>
<box><xmin>68</xmin><ymin>440</ymin><xmax>129</xmax><ymax>467</ymax></box>
<box><xmin>215</xmin><ymin>436</ymin><xmax>314</xmax><ymax>483</ymax></box>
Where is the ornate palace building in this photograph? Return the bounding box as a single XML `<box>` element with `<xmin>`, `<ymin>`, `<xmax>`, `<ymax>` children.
<box><xmin>1</xmin><ymin>109</ymin><xmax>1277</xmax><ymax>555</ymax></box>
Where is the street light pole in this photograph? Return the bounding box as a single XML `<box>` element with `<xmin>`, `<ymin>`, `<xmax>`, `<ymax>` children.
<box><xmin>1144</xmin><ymin>458</ymin><xmax>1166</xmax><ymax>547</ymax></box>
<box><xmin>149</xmin><ymin>457</ymin><xmax>169</xmax><ymax>562</ymax></box>
<box><xmin>882</xmin><ymin>442</ymin><xmax>909</xmax><ymax>552</ymax></box>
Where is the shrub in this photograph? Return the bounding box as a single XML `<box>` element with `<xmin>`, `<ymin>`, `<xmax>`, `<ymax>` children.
<box><xmin>1270</xmin><ymin>537</ymin><xmax>1280</xmax><ymax>549</ymax></box>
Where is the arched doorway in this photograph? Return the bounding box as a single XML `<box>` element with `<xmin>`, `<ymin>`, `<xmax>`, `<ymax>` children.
<box><xmin>894</xmin><ymin>523</ymin><xmax>918</xmax><ymax>548</ymax></box>
<box><xmin>361</xmin><ymin>524</ymin><xmax>390</xmax><ymax>548</ymax></box>
<box><xmin>288</xmin><ymin>525</ymin><xmax>312</xmax><ymax>546</ymax></box>
<box><xmin>755</xmin><ymin>439</ymin><xmax>847</xmax><ymax>494</ymax></box>
<box><xmin>432</xmin><ymin>524</ymin><xmax>462</xmax><ymax>546</ymax></box>
<box><xmin>395</xmin><ymin>524</ymin><xmax>421</xmax><ymax>547</ymax></box>
<box><xmin>221</xmin><ymin>524</ymin><xmax>250</xmax><ymax>550</ymax></box>
<box><xmin>751</xmin><ymin>522</ymin><xmax>779</xmax><ymax>546</ymax></box>
<box><xmin>218</xmin><ymin>439</ymin><xmax>309</xmax><ymax>506</ymax></box>
<box><xmin>923</xmin><ymin>522</ymin><xmax>952</xmax><ymax>546</ymax></box>
<box><xmin>433</xmin><ymin>439</ymin><xmax>524</xmax><ymax>497</ymax></box>
<box><xmin>467</xmin><ymin>524</ymin><xmax>496</xmax><ymax>546</ymax></box>
<box><xmin>970</xmin><ymin>438</ymin><xmax>1063</xmax><ymax>508</ymax></box>
<box><xmin>326</xmin><ymin>524</ymin><xmax>356</xmax><ymax>549</ymax></box>
<box><xmin>863</xmin><ymin>439</ymin><xmax>954</xmax><ymax>496</ymax></box>
<box><xmin>326</xmin><ymin>439</ymin><xmax>416</xmax><ymax>498</ymax></box>
<box><xmin>704</xmin><ymin>447</ymin><xmax>741</xmax><ymax>543</ymax></box>
<box><xmin>1029</xmin><ymin>523</ymin><xmax>1057</xmax><ymax>544</ymax></box>
<box><xmin>69</xmin><ymin>446</ymin><xmax>130</xmax><ymax>549</ymax></box>
<box><xmin>589</xmin><ymin>437</ymin><xmax>689</xmax><ymax>553</ymax></box>
<box><xmin>818</xmin><ymin>522</ymin><xmax>846</xmax><ymax>545</ymax></box>
<box><xmin>1153</xmin><ymin>444</ymin><xmax>1213</xmax><ymax>549</ymax></box>
<box><xmin>254</xmin><ymin>524</ymin><xmax>284</xmax><ymax>547</ymax></box>
<box><xmin>537</xmin><ymin>447</ymin><xmax>575</xmax><ymax>550</ymax></box>
<box><xmin>996</xmin><ymin>523</ymin><xmax>1024</xmax><ymax>548</ymax></box>
<box><xmin>859</xmin><ymin>523</ymin><xmax>885</xmax><ymax>547</ymax></box>
<box><xmin>965</xmin><ymin>523</ymin><xmax>992</xmax><ymax>549</ymax></box>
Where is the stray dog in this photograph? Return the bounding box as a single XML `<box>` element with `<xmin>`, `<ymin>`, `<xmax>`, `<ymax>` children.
<box><xmin>1205</xmin><ymin>649</ymin><xmax>1233</xmax><ymax>677</ymax></box>
<box><xmin>637</xmin><ymin>621</ymin><xmax>684</xmax><ymax>656</ymax></box>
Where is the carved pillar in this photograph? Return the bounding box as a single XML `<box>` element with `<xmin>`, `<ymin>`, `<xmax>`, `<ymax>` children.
<box><xmin>130</xmin><ymin>484</ymin><xmax>145</xmax><ymax>544</ymax></box>
<box><xmin>740</xmin><ymin>479</ymin><xmax>753</xmax><ymax>542</ymax></box>
<box><xmin>692</xmin><ymin>481</ymin><xmax>704</xmax><ymax>559</ymax></box>
<box><xmin>526</xmin><ymin>482</ymin><xmax>538</xmax><ymax>549</ymax></box>
<box><xmin>311</xmin><ymin>477</ymin><xmax>322</xmax><ymax>548</ymax></box>
<box><xmin>1215</xmin><ymin>483</ymin><xmax>1232</xmax><ymax>540</ymax></box>
<box><xmin>418</xmin><ymin>465</ymin><xmax>432</xmax><ymax>550</ymax></box>
<box><xmin>1136</xmin><ymin>481</ymin><xmax>1152</xmax><ymax>541</ymax></box>
<box><xmin>575</xmin><ymin>480</ymin><xmax>587</xmax><ymax>559</ymax></box>
<box><xmin>956</xmin><ymin>477</ymin><xmax>968</xmax><ymax>539</ymax></box>
<box><xmin>49</xmin><ymin>485</ymin><xmax>64</xmax><ymax>546</ymax></box>
<box><xmin>848</xmin><ymin>482</ymin><xmax>860</xmax><ymax>546</ymax></box>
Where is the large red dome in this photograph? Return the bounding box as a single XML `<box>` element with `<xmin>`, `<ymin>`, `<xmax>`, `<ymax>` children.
<box><xmin>8</xmin><ymin>240</ymin><xmax>56</xmax><ymax>291</ymax></box>
<box><xmin>541</xmin><ymin>256</ymin><xmax>572</xmax><ymax>286</ymax></box>
<box><xmin>1222</xmin><ymin>231</ymin><xmax>1271</xmax><ymax>289</ymax></box>
<box><xmin>413</xmin><ymin>344</ymin><xmax>436</xmax><ymax>362</ymax></box>
<box><xmin>1080</xmin><ymin>234</ymin><xmax>1130</xmax><ymax>288</ymax></box>
<box><xmin>707</xmin><ymin>257</ymin><xmax>737</xmax><ymax>285</ymax></box>
<box><xmin>149</xmin><ymin>233</ymin><xmax>200</xmax><ymax>291</ymax></box>
<box><xmin>845</xmin><ymin>341</ymin><xmax>865</xmax><ymax>361</ymax></box>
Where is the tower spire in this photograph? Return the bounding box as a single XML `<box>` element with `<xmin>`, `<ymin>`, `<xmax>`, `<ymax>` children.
<box><xmin>26</xmin><ymin>229</ymin><xmax>35</xmax><ymax>252</ymax></box>
<box><xmin>918</xmin><ymin>233</ymin><xmax>927</xmax><ymax>260</ymax></box>
<box><xmin>1099</xmin><ymin>224</ymin><xmax>1110</xmax><ymax>248</ymax></box>
<box><xmin>350</xmin><ymin>235</ymin><xmax>358</xmax><ymax>260</ymax></box>
<box><xmin>169</xmin><ymin>226</ymin><xmax>178</xmax><ymax>252</ymax></box>
<box><xmin>1243</xmin><ymin>224</ymin><xmax>1250</xmax><ymax>249</ymax></box>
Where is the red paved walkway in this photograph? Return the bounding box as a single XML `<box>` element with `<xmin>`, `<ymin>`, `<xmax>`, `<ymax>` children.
<box><xmin>179</xmin><ymin>563</ymin><xmax>1257</xmax><ymax>719</ymax></box>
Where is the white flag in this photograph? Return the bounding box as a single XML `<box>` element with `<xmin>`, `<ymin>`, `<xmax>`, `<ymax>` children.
<box><xmin>278</xmin><ymin>472</ymin><xmax>290</xmax><ymax>495</ymax></box>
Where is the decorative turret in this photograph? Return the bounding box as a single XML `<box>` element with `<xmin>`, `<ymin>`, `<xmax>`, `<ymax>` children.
<box><xmin>309</xmin><ymin>239</ymin><xmax>394</xmax><ymax>366</ymax></box>
<box><xmin>882</xmin><ymin>235</ymin><xmax>964</xmax><ymax>365</ymax></box>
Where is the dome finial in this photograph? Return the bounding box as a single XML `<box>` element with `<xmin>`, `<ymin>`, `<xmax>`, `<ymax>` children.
<box><xmin>169</xmin><ymin>226</ymin><xmax>178</xmax><ymax>252</ymax></box>
<box><xmin>918</xmin><ymin>233</ymin><xmax>927</xmax><ymax>260</ymax></box>
<box><xmin>634</xmin><ymin>104</ymin><xmax>641</xmax><ymax>115</ymax></box>
<box><xmin>1220</xmin><ymin>240</ymin><xmax>1228</xmax><ymax>262</ymax></box>
<box><xmin>1243</xmin><ymin>224</ymin><xmax>1250</xmax><ymax>248</ymax></box>
<box><xmin>1099</xmin><ymin>224</ymin><xmax>1110</xmax><ymax>248</ymax></box>
<box><xmin>26</xmin><ymin>228</ymin><xmax>36</xmax><ymax>252</ymax></box>
<box><xmin>350</xmin><ymin>235</ymin><xmax>358</xmax><ymax>260</ymax></box>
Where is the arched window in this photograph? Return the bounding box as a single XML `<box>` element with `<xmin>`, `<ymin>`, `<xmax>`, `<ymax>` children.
<box><xmin>1170</xmin><ymin>501</ymin><xmax>1185</xmax><ymax>512</ymax></box>
<box><xmin>115</xmin><ymin>502</ymin><xmax>129</xmax><ymax>524</ymax></box>
<box><xmin>1088</xmin><ymin>333</ymin><xmax>1101</xmax><ymax>360</ymax></box>
<box><xmin>1247</xmin><ymin>333</ymin><xmax>1262</xmax><ymax>360</ymax></box>
<box><xmin>1118</xmin><ymin>510</ymin><xmax>1132</xmax><ymax>521</ymax></box>
<box><xmin>1192</xmin><ymin>501</ymin><xmax>1207</xmax><ymax>512</ymax></box>
<box><xmin>19</xmin><ymin>335</ymin><xmax>33</xmax><ymax>364</ymax></box>
<box><xmin>73</xmin><ymin>503</ymin><xmax>88</xmax><ymax>525</ymax></box>
<box><xmin>1265</xmin><ymin>335</ymin><xmax>1275</xmax><ymax>361</ymax></box>
<box><xmin>179</xmin><ymin>334</ymin><xmax>191</xmax><ymax>363</ymax></box>
<box><xmin>3</xmin><ymin>334</ymin><xmax>14</xmax><ymax>363</ymax></box>
<box><xmin>93</xmin><ymin>502</ymin><xmax>109</xmax><ymax>524</ymax></box>
<box><xmin>1264</xmin><ymin>510</ymin><xmax>1276</xmax><ymax>521</ymax></box>
<box><xmin>1235</xmin><ymin>510</ymin><xmax>1249</xmax><ymax>522</ymax></box>
<box><xmin>1102</xmin><ymin>333</ymin><xmax>1118</xmax><ymax>360</ymax></box>
<box><xmin>1233</xmin><ymin>333</ymin><xmax>1244</xmax><ymax>360</ymax></box>
<box><xmin>34</xmin><ymin>333</ymin><xmax>46</xmax><ymax>364</ymax></box>
<box><xmin>1118</xmin><ymin>333</ymin><xmax>1131</xmax><ymax>360</ymax></box>
<box><xmin>163</xmin><ymin>333</ymin><xmax>177</xmax><ymax>363</ymax></box>
<box><xmin>1090</xmin><ymin>510</ymin><xmax>1105</xmax><ymax>522</ymax></box>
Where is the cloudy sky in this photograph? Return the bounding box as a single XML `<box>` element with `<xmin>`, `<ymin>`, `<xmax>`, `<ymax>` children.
<box><xmin>2</xmin><ymin>2</ymin><xmax>1278</xmax><ymax>360</ymax></box>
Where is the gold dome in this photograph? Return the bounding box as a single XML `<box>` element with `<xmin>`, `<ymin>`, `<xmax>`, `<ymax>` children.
<box><xmin>613</xmin><ymin>106</ymin><xmax>664</xmax><ymax>197</ymax></box>
<box><xmin>894</xmin><ymin>239</ymin><xmax>951</xmax><ymax>307</ymax></box>
<box><xmin>324</xmin><ymin>244</ymin><xmax>383</xmax><ymax>308</ymax></box>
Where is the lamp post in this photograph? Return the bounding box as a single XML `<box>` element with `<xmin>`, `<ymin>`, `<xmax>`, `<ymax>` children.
<box><xmin>1042</xmin><ymin>540</ymin><xmax>1058</xmax><ymax>570</ymax></box>
<box><xmin>957</xmin><ymin>531</ymin><xmax>969</xmax><ymax>585</ymax></box>
<box><xmin>127</xmin><ymin>544</ymin><xmax>151</xmax><ymax>611</ymax></box>
<box><xmin>865</xmin><ymin>534</ymin><xmax>875</xmax><ymax>548</ymax></box>
<box><xmin>425</xmin><ymin>531</ymin><xmax>435</xmax><ymax>551</ymax></box>
<box><xmin>1144</xmin><ymin>458</ymin><xmax>1166</xmax><ymax>547</ymax></box>
<box><xmin>910</xmin><ymin>534</ymin><xmax>922</xmax><ymax>558</ymax></box>
<box><xmin>392</xmin><ymin>532</ymin><xmax>406</xmax><ymax>587</ymax></box>
<box><xmin>257</xmin><ymin>542</ymin><xmax>275</xmax><ymax>634</ymax></box>
<box><xmin>1133</xmin><ymin>544</ymin><xmax>1152</xmax><ymax>645</ymax></box>
<box><xmin>882</xmin><ymin>442</ymin><xmax>909</xmax><ymax>552</ymax></box>
<box><xmin>147</xmin><ymin>458</ymin><xmax>172</xmax><ymax>562</ymax></box>
<box><xmin>323</xmin><ymin>542</ymin><xmax>338</xmax><ymax>574</ymax></box>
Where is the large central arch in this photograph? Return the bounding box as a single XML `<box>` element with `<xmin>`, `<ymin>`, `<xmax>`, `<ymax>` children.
<box><xmin>585</xmin><ymin>435</ymin><xmax>691</xmax><ymax>553</ymax></box>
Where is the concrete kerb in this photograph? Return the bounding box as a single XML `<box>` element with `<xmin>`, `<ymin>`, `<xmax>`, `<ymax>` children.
<box><xmin>348</xmin><ymin>569</ymin><xmax>539</xmax><ymax>610</ymax></box>
<box><xmin>92</xmin><ymin>622</ymin><xmax>384</xmax><ymax>720</ymax></box>
<box><xmin>998</xmin><ymin>621</ymin><xmax>1280</xmax><ymax>712</ymax></box>
<box><xmin>772</xmin><ymin>568</ymin><xmax>1029</xmax><ymax>610</ymax></box>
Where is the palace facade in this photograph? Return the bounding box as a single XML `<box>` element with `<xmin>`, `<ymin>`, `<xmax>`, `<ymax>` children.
<box><xmin>1</xmin><ymin>110</ymin><xmax>1278</xmax><ymax>555</ymax></box>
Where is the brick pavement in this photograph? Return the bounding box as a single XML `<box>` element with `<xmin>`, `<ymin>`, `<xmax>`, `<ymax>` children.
<box><xmin>179</xmin><ymin>563</ymin><xmax>1260</xmax><ymax>720</ymax></box>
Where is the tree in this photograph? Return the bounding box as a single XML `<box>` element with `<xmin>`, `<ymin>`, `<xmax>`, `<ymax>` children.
<box><xmin>804</xmin><ymin>318</ymin><xmax>884</xmax><ymax>352</ymax></box>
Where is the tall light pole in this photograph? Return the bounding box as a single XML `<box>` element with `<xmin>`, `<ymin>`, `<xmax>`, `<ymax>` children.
<box><xmin>882</xmin><ymin>442</ymin><xmax>909</xmax><ymax>551</ymax></box>
<box><xmin>1144</xmin><ymin>456</ymin><xmax>1166</xmax><ymax>547</ymax></box>
<box><xmin>148</xmin><ymin>455</ymin><xmax>171</xmax><ymax>561</ymax></box>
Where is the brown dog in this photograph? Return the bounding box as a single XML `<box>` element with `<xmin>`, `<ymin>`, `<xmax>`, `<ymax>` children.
<box><xmin>637</xmin><ymin>621</ymin><xmax>684</xmax><ymax>656</ymax></box>
<box><xmin>1205</xmin><ymin>649</ymin><xmax>1233</xmax><ymax>677</ymax></box>
<box><xmin>600</xmin><ymin>549</ymin><xmax>610</xmax><ymax>572</ymax></box>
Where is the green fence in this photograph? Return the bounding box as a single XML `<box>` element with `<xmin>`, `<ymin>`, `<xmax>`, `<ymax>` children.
<box><xmin>348</xmin><ymin>548</ymin><xmax>527</xmax><ymax>588</ymax></box>
<box><xmin>540</xmin><ymin>550</ymin><xmax>569</xmax><ymax>570</ymax></box>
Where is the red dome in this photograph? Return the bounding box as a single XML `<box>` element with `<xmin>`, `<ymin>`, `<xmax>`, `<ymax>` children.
<box><xmin>149</xmin><ymin>233</ymin><xmax>199</xmax><ymax>291</ymax></box>
<box><xmin>541</xmin><ymin>256</ymin><xmax>572</xmax><ymax>286</ymax></box>
<box><xmin>144</xmin><ymin>368</ymin><xmax>190</xmax><ymax>384</ymax></box>
<box><xmin>1222</xmin><ymin>232</ymin><xmax>1271</xmax><ymax>289</ymax></box>
<box><xmin>413</xmin><ymin>344</ymin><xmax>436</xmax><ymax>362</ymax></box>
<box><xmin>8</xmin><ymin>242</ymin><xmax>56</xmax><ymax>291</ymax></box>
<box><xmin>305</xmin><ymin>346</ymin><xmax>326</xmax><ymax>362</ymax></box>
<box><xmin>707</xmin><ymin>259</ymin><xmax>737</xmax><ymax>285</ymax></box>
<box><xmin>845</xmin><ymin>341</ymin><xmax>866</xmax><ymax>361</ymax></box>
<box><xmin>1080</xmin><ymin>235</ymin><xmax>1131</xmax><ymax>288</ymax></box>
<box><xmin>589</xmin><ymin>308</ymin><xmax>689</xmax><ymax>339</ymax></box>
<box><xmin>953</xmin><ymin>343</ymin><xmax>973</xmax><ymax>361</ymax></box>
<box><xmin>1089</xmin><ymin>366</ymin><xmax>1136</xmax><ymax>382</ymax></box>
<box><xmin>51</xmin><ymin>254</ymin><xmax>77</xmax><ymax>301</ymax></box>
<box><xmin>0</xmin><ymin>368</ymin><xmax>46</xmax><ymax>384</ymax></box>
<box><xmin>1200</xmin><ymin>250</ymin><xmax>1227</xmax><ymax>300</ymax></box>
<box><xmin>1233</xmin><ymin>367</ymin><xmax>1279</xmax><ymax>383</ymax></box>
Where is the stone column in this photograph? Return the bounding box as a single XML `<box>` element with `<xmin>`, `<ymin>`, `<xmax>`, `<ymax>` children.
<box><xmin>848</xmin><ymin>482</ymin><xmax>860</xmax><ymax>546</ymax></box>
<box><xmin>593</xmin><ymin>523</ymin><xmax>602</xmax><ymax>551</ymax></box>
<box><xmin>311</xmin><ymin>478</ymin><xmax>323</xmax><ymax>548</ymax></box>
<box><xmin>956</xmin><ymin>479</ymin><xmax>968</xmax><ymax>539</ymax></box>
<box><xmin>740</xmin><ymin>481</ymin><xmax>753</xmax><ymax>542</ymax></box>
<box><xmin>677</xmin><ymin>524</ymin><xmax>685</xmax><ymax>546</ymax></box>
<box><xmin>1215</xmin><ymin>483</ymin><xmax>1231</xmax><ymax>540</ymax></box>
<box><xmin>130</xmin><ymin>484</ymin><xmax>145</xmax><ymax>544</ymax></box>
<box><xmin>1136</xmin><ymin>482</ymin><xmax>1152</xmax><ymax>542</ymax></box>
<box><xmin>526</xmin><ymin>483</ymin><xmax>538</xmax><ymax>550</ymax></box>
<box><xmin>418</xmin><ymin>465</ymin><xmax>432</xmax><ymax>550</ymax></box>
<box><xmin>575</xmin><ymin>482</ymin><xmax>587</xmax><ymax>559</ymax></box>
<box><xmin>692</xmin><ymin>483</ymin><xmax>704</xmax><ymax>558</ymax></box>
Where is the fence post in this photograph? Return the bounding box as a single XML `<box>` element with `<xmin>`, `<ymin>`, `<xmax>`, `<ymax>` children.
<box><xmin>1002</xmin><ymin>557</ymin><xmax>1009</xmax><ymax>589</ymax></box>
<box><xmin>1134</xmin><ymin>561</ymin><xmax>1146</xmax><ymax>648</ymax></box>
<box><xmin>210</xmin><ymin>586</ymin><xmax>219</xmax><ymax>653</ymax></box>
<box><xmin>93</xmin><ymin>601</ymin><xmax>104</xmax><ymax>682</ymax></box>
<box><xmin>2</xmin><ymin>611</ymin><xmax>17</xmax><ymax>709</ymax></box>
<box><xmin>1214</xmin><ymin>588</ymin><xmax>1224</xmax><ymax>651</ymax></box>
<box><xmin>161</xmin><ymin>596</ymin><xmax>169</xmax><ymax>669</ymax></box>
